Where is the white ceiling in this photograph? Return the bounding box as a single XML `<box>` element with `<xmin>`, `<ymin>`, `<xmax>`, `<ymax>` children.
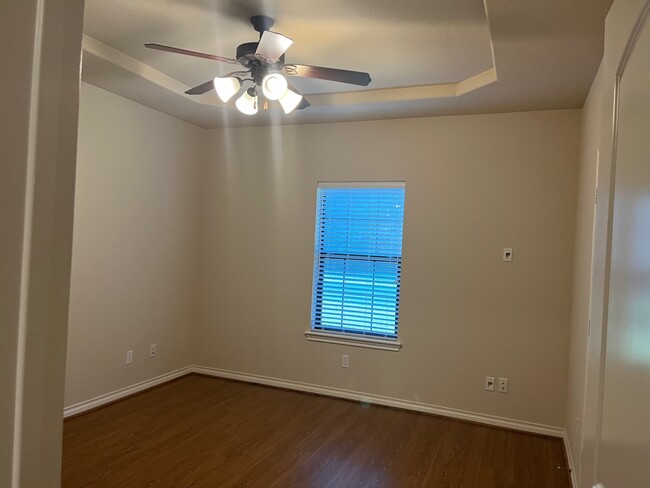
<box><xmin>82</xmin><ymin>0</ymin><xmax>613</xmax><ymax>128</ymax></box>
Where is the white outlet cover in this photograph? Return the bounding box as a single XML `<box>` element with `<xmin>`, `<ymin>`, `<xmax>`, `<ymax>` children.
<box><xmin>498</xmin><ymin>377</ymin><xmax>509</xmax><ymax>393</ymax></box>
<box><xmin>503</xmin><ymin>248</ymin><xmax>513</xmax><ymax>262</ymax></box>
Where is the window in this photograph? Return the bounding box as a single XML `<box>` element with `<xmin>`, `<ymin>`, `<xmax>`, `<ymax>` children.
<box><xmin>307</xmin><ymin>182</ymin><xmax>405</xmax><ymax>351</ymax></box>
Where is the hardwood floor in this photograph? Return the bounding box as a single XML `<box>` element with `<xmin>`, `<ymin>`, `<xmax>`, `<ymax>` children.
<box><xmin>62</xmin><ymin>374</ymin><xmax>571</xmax><ymax>487</ymax></box>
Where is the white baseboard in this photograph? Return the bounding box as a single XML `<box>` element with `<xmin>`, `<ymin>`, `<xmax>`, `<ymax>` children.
<box><xmin>63</xmin><ymin>366</ymin><xmax>192</xmax><ymax>418</ymax></box>
<box><xmin>64</xmin><ymin>364</ymin><xmax>565</xmax><ymax>440</ymax></box>
<box><xmin>563</xmin><ymin>431</ymin><xmax>578</xmax><ymax>488</ymax></box>
<box><xmin>191</xmin><ymin>365</ymin><xmax>565</xmax><ymax>438</ymax></box>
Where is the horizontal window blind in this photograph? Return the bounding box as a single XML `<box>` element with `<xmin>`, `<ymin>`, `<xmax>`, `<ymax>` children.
<box><xmin>311</xmin><ymin>184</ymin><xmax>405</xmax><ymax>338</ymax></box>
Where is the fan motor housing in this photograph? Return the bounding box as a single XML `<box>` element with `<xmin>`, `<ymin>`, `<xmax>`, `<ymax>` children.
<box><xmin>236</xmin><ymin>42</ymin><xmax>258</xmax><ymax>66</ymax></box>
<box><xmin>236</xmin><ymin>42</ymin><xmax>285</xmax><ymax>71</ymax></box>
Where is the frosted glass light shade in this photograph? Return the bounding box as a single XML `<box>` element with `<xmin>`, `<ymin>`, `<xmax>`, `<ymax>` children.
<box><xmin>261</xmin><ymin>73</ymin><xmax>288</xmax><ymax>100</ymax></box>
<box><xmin>278</xmin><ymin>89</ymin><xmax>303</xmax><ymax>114</ymax></box>
<box><xmin>235</xmin><ymin>90</ymin><xmax>258</xmax><ymax>115</ymax></box>
<box><xmin>213</xmin><ymin>76</ymin><xmax>241</xmax><ymax>103</ymax></box>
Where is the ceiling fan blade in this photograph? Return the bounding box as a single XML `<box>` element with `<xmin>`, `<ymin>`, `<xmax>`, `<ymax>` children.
<box><xmin>185</xmin><ymin>80</ymin><xmax>215</xmax><ymax>95</ymax></box>
<box><xmin>145</xmin><ymin>43</ymin><xmax>240</xmax><ymax>65</ymax></box>
<box><xmin>283</xmin><ymin>64</ymin><xmax>371</xmax><ymax>86</ymax></box>
<box><xmin>255</xmin><ymin>31</ymin><xmax>293</xmax><ymax>63</ymax></box>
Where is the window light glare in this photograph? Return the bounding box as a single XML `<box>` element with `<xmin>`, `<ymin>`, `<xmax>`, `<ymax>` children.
<box><xmin>261</xmin><ymin>73</ymin><xmax>288</xmax><ymax>100</ymax></box>
<box><xmin>235</xmin><ymin>89</ymin><xmax>258</xmax><ymax>115</ymax></box>
<box><xmin>278</xmin><ymin>89</ymin><xmax>303</xmax><ymax>114</ymax></box>
<box><xmin>213</xmin><ymin>76</ymin><xmax>241</xmax><ymax>103</ymax></box>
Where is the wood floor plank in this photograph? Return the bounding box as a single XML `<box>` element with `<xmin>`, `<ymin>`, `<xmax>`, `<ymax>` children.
<box><xmin>62</xmin><ymin>375</ymin><xmax>571</xmax><ymax>488</ymax></box>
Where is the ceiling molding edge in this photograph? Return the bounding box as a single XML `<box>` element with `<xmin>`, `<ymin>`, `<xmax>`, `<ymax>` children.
<box><xmin>307</xmin><ymin>68</ymin><xmax>497</xmax><ymax>106</ymax></box>
<box><xmin>82</xmin><ymin>35</ymin><xmax>222</xmax><ymax>107</ymax></box>
<box><xmin>81</xmin><ymin>0</ymin><xmax>498</xmax><ymax>108</ymax></box>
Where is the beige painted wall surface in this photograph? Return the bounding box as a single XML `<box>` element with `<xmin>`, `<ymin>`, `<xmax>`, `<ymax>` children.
<box><xmin>0</xmin><ymin>1</ymin><xmax>37</xmax><ymax>482</ymax></box>
<box><xmin>599</xmin><ymin>4</ymin><xmax>650</xmax><ymax>486</ymax></box>
<box><xmin>1</xmin><ymin>1</ymin><xmax>84</xmax><ymax>486</ymax></box>
<box><xmin>564</xmin><ymin>62</ymin><xmax>604</xmax><ymax>482</ymax></box>
<box><xmin>565</xmin><ymin>1</ymin><xmax>648</xmax><ymax>486</ymax></box>
<box><xmin>197</xmin><ymin>110</ymin><xmax>580</xmax><ymax>427</ymax></box>
<box><xmin>64</xmin><ymin>83</ymin><xmax>203</xmax><ymax>407</ymax></box>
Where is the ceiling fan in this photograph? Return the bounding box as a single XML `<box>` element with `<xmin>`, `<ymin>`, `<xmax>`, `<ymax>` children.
<box><xmin>145</xmin><ymin>15</ymin><xmax>372</xmax><ymax>115</ymax></box>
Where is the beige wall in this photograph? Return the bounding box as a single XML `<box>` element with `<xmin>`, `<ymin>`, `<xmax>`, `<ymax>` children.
<box><xmin>599</xmin><ymin>8</ymin><xmax>650</xmax><ymax>485</ymax></box>
<box><xmin>0</xmin><ymin>1</ymin><xmax>83</xmax><ymax>486</ymax></box>
<box><xmin>0</xmin><ymin>1</ymin><xmax>37</xmax><ymax>481</ymax></box>
<box><xmin>564</xmin><ymin>61</ymin><xmax>604</xmax><ymax>480</ymax></box>
<box><xmin>196</xmin><ymin>110</ymin><xmax>580</xmax><ymax>427</ymax></box>
<box><xmin>562</xmin><ymin>1</ymin><xmax>649</xmax><ymax>486</ymax></box>
<box><xmin>64</xmin><ymin>83</ymin><xmax>203</xmax><ymax>407</ymax></box>
<box><xmin>576</xmin><ymin>1</ymin><xmax>650</xmax><ymax>487</ymax></box>
<box><xmin>0</xmin><ymin>1</ymin><xmax>614</xmax><ymax>484</ymax></box>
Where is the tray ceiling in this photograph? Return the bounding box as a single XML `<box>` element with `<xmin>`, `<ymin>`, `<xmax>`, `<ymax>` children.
<box><xmin>81</xmin><ymin>0</ymin><xmax>613</xmax><ymax>128</ymax></box>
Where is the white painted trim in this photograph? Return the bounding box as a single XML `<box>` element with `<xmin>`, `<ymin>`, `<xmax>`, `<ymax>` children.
<box><xmin>456</xmin><ymin>68</ymin><xmax>498</xmax><ymax>96</ymax></box>
<box><xmin>482</xmin><ymin>0</ymin><xmax>499</xmax><ymax>84</ymax></box>
<box><xmin>317</xmin><ymin>181</ymin><xmax>405</xmax><ymax>189</ymax></box>
<box><xmin>81</xmin><ymin>35</ymin><xmax>222</xmax><ymax>107</ymax></box>
<box><xmin>63</xmin><ymin>364</ymin><xmax>566</xmax><ymax>440</ymax></box>
<box><xmin>563</xmin><ymin>431</ymin><xmax>578</xmax><ymax>488</ymax></box>
<box><xmin>63</xmin><ymin>366</ymin><xmax>192</xmax><ymax>418</ymax></box>
<box><xmin>192</xmin><ymin>365</ymin><xmax>564</xmax><ymax>438</ymax></box>
<box><xmin>309</xmin><ymin>69</ymin><xmax>497</xmax><ymax>106</ymax></box>
<box><xmin>305</xmin><ymin>330</ymin><xmax>402</xmax><ymax>352</ymax></box>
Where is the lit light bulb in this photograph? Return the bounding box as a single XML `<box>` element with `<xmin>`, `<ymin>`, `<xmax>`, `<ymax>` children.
<box><xmin>261</xmin><ymin>73</ymin><xmax>288</xmax><ymax>100</ymax></box>
<box><xmin>278</xmin><ymin>89</ymin><xmax>303</xmax><ymax>114</ymax></box>
<box><xmin>235</xmin><ymin>88</ymin><xmax>258</xmax><ymax>115</ymax></box>
<box><xmin>213</xmin><ymin>76</ymin><xmax>241</xmax><ymax>103</ymax></box>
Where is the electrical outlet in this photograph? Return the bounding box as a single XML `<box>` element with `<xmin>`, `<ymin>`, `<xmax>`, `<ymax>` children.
<box><xmin>149</xmin><ymin>344</ymin><xmax>156</xmax><ymax>358</ymax></box>
<box><xmin>485</xmin><ymin>376</ymin><xmax>495</xmax><ymax>391</ymax></box>
<box><xmin>126</xmin><ymin>350</ymin><xmax>133</xmax><ymax>365</ymax></box>
<box><xmin>498</xmin><ymin>377</ymin><xmax>509</xmax><ymax>393</ymax></box>
<box><xmin>341</xmin><ymin>354</ymin><xmax>350</xmax><ymax>368</ymax></box>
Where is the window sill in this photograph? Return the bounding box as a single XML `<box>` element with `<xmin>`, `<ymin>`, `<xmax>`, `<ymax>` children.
<box><xmin>304</xmin><ymin>330</ymin><xmax>402</xmax><ymax>352</ymax></box>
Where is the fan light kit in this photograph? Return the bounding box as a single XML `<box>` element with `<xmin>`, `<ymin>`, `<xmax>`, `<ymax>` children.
<box><xmin>262</xmin><ymin>73</ymin><xmax>288</xmax><ymax>100</ymax></box>
<box><xmin>146</xmin><ymin>15</ymin><xmax>372</xmax><ymax>116</ymax></box>
<box><xmin>235</xmin><ymin>88</ymin><xmax>259</xmax><ymax>115</ymax></box>
<box><xmin>213</xmin><ymin>76</ymin><xmax>241</xmax><ymax>103</ymax></box>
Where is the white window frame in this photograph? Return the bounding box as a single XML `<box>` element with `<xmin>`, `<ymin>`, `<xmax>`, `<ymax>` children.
<box><xmin>305</xmin><ymin>181</ymin><xmax>405</xmax><ymax>352</ymax></box>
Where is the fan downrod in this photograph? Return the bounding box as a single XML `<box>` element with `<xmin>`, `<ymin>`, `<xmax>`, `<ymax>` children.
<box><xmin>250</xmin><ymin>15</ymin><xmax>274</xmax><ymax>34</ymax></box>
